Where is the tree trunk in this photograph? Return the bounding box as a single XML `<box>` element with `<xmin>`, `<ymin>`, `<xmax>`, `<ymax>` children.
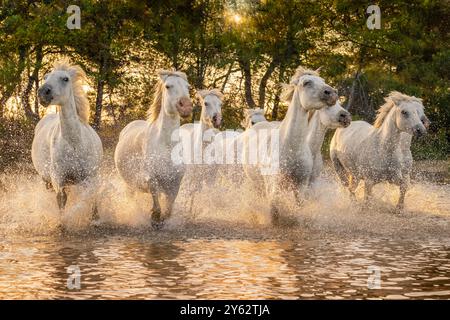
<box><xmin>346</xmin><ymin>71</ymin><xmax>360</xmax><ymax>111</ymax></box>
<box><xmin>93</xmin><ymin>76</ymin><xmax>104</xmax><ymax>130</ymax></box>
<box><xmin>258</xmin><ymin>57</ymin><xmax>279</xmax><ymax>109</ymax></box>
<box><xmin>238</xmin><ymin>58</ymin><xmax>257</xmax><ymax>109</ymax></box>
<box><xmin>271</xmin><ymin>65</ymin><xmax>285</xmax><ymax>120</ymax></box>
<box><xmin>220</xmin><ymin>61</ymin><xmax>234</xmax><ymax>92</ymax></box>
<box><xmin>21</xmin><ymin>45</ymin><xmax>42</xmax><ymax>123</ymax></box>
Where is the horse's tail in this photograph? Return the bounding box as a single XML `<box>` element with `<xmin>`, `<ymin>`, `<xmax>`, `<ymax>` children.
<box><xmin>330</xmin><ymin>150</ymin><xmax>349</xmax><ymax>187</ymax></box>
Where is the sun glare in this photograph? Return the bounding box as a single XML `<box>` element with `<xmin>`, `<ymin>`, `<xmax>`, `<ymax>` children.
<box><xmin>233</xmin><ymin>14</ymin><xmax>242</xmax><ymax>24</ymax></box>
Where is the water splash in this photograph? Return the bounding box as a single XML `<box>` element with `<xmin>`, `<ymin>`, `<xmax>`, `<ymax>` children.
<box><xmin>0</xmin><ymin>163</ymin><xmax>449</xmax><ymax>239</ymax></box>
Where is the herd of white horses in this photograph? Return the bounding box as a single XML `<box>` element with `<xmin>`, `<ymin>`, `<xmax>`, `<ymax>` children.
<box><xmin>31</xmin><ymin>59</ymin><xmax>430</xmax><ymax>227</ymax></box>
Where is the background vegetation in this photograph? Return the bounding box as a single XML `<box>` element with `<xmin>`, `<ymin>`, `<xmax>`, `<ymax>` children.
<box><xmin>0</xmin><ymin>0</ymin><xmax>449</xmax><ymax>170</ymax></box>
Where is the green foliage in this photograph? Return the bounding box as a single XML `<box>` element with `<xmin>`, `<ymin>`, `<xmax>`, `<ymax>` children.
<box><xmin>0</xmin><ymin>0</ymin><xmax>448</xmax><ymax>164</ymax></box>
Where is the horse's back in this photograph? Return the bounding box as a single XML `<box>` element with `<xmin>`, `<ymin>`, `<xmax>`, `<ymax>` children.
<box><xmin>331</xmin><ymin>120</ymin><xmax>372</xmax><ymax>152</ymax></box>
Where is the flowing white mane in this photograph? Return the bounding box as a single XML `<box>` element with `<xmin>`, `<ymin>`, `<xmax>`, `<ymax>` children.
<box><xmin>374</xmin><ymin>91</ymin><xmax>423</xmax><ymax>128</ymax></box>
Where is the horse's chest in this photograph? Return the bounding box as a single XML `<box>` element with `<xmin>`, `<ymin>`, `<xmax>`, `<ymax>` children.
<box><xmin>279</xmin><ymin>149</ymin><xmax>312</xmax><ymax>182</ymax></box>
<box><xmin>52</xmin><ymin>142</ymin><xmax>95</xmax><ymax>180</ymax></box>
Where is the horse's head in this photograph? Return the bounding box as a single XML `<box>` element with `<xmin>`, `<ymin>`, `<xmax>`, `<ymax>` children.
<box><xmin>318</xmin><ymin>101</ymin><xmax>351</xmax><ymax>129</ymax></box>
<box><xmin>290</xmin><ymin>66</ymin><xmax>338</xmax><ymax>111</ymax></box>
<box><xmin>390</xmin><ymin>92</ymin><xmax>429</xmax><ymax>137</ymax></box>
<box><xmin>197</xmin><ymin>89</ymin><xmax>223</xmax><ymax>129</ymax></box>
<box><xmin>242</xmin><ymin>108</ymin><xmax>266</xmax><ymax>128</ymax></box>
<box><xmin>159</xmin><ymin>70</ymin><xmax>193</xmax><ymax>118</ymax></box>
<box><xmin>38</xmin><ymin>63</ymin><xmax>84</xmax><ymax>107</ymax></box>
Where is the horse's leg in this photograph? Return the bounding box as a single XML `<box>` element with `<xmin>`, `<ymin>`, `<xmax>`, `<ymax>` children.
<box><xmin>57</xmin><ymin>187</ymin><xmax>67</xmax><ymax>210</ymax></box>
<box><xmin>348</xmin><ymin>175</ymin><xmax>359</xmax><ymax>200</ymax></box>
<box><xmin>147</xmin><ymin>180</ymin><xmax>162</xmax><ymax>227</ymax></box>
<box><xmin>396</xmin><ymin>176</ymin><xmax>409</xmax><ymax>213</ymax></box>
<box><xmin>363</xmin><ymin>180</ymin><xmax>374</xmax><ymax>202</ymax></box>
<box><xmin>267</xmin><ymin>179</ymin><xmax>283</xmax><ymax>226</ymax></box>
<box><xmin>44</xmin><ymin>179</ymin><xmax>53</xmax><ymax>190</ymax></box>
<box><xmin>166</xmin><ymin>177</ymin><xmax>183</xmax><ymax>220</ymax></box>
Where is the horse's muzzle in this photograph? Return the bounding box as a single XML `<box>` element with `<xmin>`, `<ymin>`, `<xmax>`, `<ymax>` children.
<box><xmin>212</xmin><ymin>114</ymin><xmax>222</xmax><ymax>128</ymax></box>
<box><xmin>321</xmin><ymin>86</ymin><xmax>338</xmax><ymax>106</ymax></box>
<box><xmin>177</xmin><ymin>97</ymin><xmax>193</xmax><ymax>118</ymax></box>
<box><xmin>38</xmin><ymin>84</ymin><xmax>53</xmax><ymax>107</ymax></box>
<box><xmin>339</xmin><ymin>112</ymin><xmax>352</xmax><ymax>127</ymax></box>
<box><xmin>413</xmin><ymin>125</ymin><xmax>427</xmax><ymax>138</ymax></box>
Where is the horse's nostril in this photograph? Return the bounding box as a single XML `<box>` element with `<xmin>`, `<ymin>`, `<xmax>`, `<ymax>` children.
<box><xmin>324</xmin><ymin>90</ymin><xmax>331</xmax><ymax>95</ymax></box>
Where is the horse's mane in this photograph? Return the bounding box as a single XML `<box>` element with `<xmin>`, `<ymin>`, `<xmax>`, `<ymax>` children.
<box><xmin>197</xmin><ymin>88</ymin><xmax>224</xmax><ymax>102</ymax></box>
<box><xmin>148</xmin><ymin>69</ymin><xmax>188</xmax><ymax>123</ymax></box>
<box><xmin>374</xmin><ymin>91</ymin><xmax>423</xmax><ymax>128</ymax></box>
<box><xmin>53</xmin><ymin>59</ymin><xmax>89</xmax><ymax>123</ymax></box>
<box><xmin>280</xmin><ymin>66</ymin><xmax>320</xmax><ymax>103</ymax></box>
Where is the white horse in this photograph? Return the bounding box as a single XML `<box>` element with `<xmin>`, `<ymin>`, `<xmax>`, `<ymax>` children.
<box><xmin>179</xmin><ymin>89</ymin><xmax>223</xmax><ymax>213</ymax></box>
<box><xmin>32</xmin><ymin>59</ymin><xmax>103</xmax><ymax>211</ymax></box>
<box><xmin>242</xmin><ymin>66</ymin><xmax>338</xmax><ymax>223</ymax></box>
<box><xmin>241</xmin><ymin>108</ymin><xmax>267</xmax><ymax>129</ymax></box>
<box><xmin>306</xmin><ymin>102</ymin><xmax>351</xmax><ymax>184</ymax></box>
<box><xmin>330</xmin><ymin>91</ymin><xmax>429</xmax><ymax>211</ymax></box>
<box><xmin>114</xmin><ymin>70</ymin><xmax>193</xmax><ymax>226</ymax></box>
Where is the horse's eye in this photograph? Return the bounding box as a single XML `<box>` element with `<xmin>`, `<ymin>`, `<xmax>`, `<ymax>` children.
<box><xmin>303</xmin><ymin>80</ymin><xmax>312</xmax><ymax>87</ymax></box>
<box><xmin>62</xmin><ymin>77</ymin><xmax>69</xmax><ymax>82</ymax></box>
<box><xmin>165</xmin><ymin>85</ymin><xmax>172</xmax><ymax>89</ymax></box>
<box><xmin>205</xmin><ymin>102</ymin><xmax>209</xmax><ymax>107</ymax></box>
<box><xmin>401</xmin><ymin>110</ymin><xmax>408</xmax><ymax>116</ymax></box>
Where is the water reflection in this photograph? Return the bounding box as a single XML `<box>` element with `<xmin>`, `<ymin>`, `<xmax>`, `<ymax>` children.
<box><xmin>0</xmin><ymin>236</ymin><xmax>448</xmax><ymax>299</ymax></box>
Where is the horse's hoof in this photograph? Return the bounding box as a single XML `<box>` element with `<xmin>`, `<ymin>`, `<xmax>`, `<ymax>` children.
<box><xmin>91</xmin><ymin>219</ymin><xmax>101</xmax><ymax>227</ymax></box>
<box><xmin>55</xmin><ymin>223</ymin><xmax>67</xmax><ymax>235</ymax></box>
<box><xmin>394</xmin><ymin>206</ymin><xmax>404</xmax><ymax>215</ymax></box>
<box><xmin>151</xmin><ymin>220</ymin><xmax>164</xmax><ymax>230</ymax></box>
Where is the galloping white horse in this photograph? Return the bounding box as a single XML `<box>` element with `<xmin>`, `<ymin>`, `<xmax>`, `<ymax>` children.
<box><xmin>330</xmin><ymin>91</ymin><xmax>429</xmax><ymax>211</ymax></box>
<box><xmin>114</xmin><ymin>70</ymin><xmax>193</xmax><ymax>226</ymax></box>
<box><xmin>242</xmin><ymin>66</ymin><xmax>338</xmax><ymax>223</ymax></box>
<box><xmin>306</xmin><ymin>102</ymin><xmax>351</xmax><ymax>184</ymax></box>
<box><xmin>179</xmin><ymin>89</ymin><xmax>223</xmax><ymax>213</ymax></box>
<box><xmin>32</xmin><ymin>59</ymin><xmax>103</xmax><ymax>211</ymax></box>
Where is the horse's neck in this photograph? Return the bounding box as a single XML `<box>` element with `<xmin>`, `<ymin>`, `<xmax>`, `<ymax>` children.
<box><xmin>194</xmin><ymin>112</ymin><xmax>211</xmax><ymax>148</ymax></box>
<box><xmin>307</xmin><ymin>112</ymin><xmax>327</xmax><ymax>156</ymax></box>
<box><xmin>153</xmin><ymin>100</ymin><xmax>180</xmax><ymax>146</ymax></box>
<box><xmin>59</xmin><ymin>89</ymin><xmax>82</xmax><ymax>144</ymax></box>
<box><xmin>375</xmin><ymin>111</ymin><xmax>402</xmax><ymax>153</ymax></box>
<box><xmin>280</xmin><ymin>91</ymin><xmax>309</xmax><ymax>149</ymax></box>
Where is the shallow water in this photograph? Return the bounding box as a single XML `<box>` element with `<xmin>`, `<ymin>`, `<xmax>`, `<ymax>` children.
<box><xmin>0</xmin><ymin>168</ymin><xmax>449</xmax><ymax>299</ymax></box>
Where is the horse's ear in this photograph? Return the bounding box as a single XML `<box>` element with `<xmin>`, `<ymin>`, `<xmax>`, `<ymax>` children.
<box><xmin>157</xmin><ymin>69</ymin><xmax>169</xmax><ymax>82</ymax></box>
<box><xmin>388</xmin><ymin>91</ymin><xmax>405</xmax><ymax>106</ymax></box>
<box><xmin>315</xmin><ymin>66</ymin><xmax>322</xmax><ymax>74</ymax></box>
<box><xmin>196</xmin><ymin>89</ymin><xmax>208</xmax><ymax>99</ymax></box>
